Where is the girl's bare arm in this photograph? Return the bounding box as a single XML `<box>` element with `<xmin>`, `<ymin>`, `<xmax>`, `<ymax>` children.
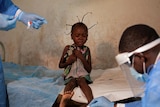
<box><xmin>59</xmin><ymin>45</ymin><xmax>76</xmax><ymax>68</ymax></box>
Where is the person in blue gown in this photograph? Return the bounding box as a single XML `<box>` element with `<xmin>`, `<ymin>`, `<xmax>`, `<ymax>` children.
<box><xmin>88</xmin><ymin>24</ymin><xmax>160</xmax><ymax>107</ymax></box>
<box><xmin>0</xmin><ymin>0</ymin><xmax>47</xmax><ymax>31</ymax></box>
<box><xmin>0</xmin><ymin>0</ymin><xmax>47</xmax><ymax>106</ymax></box>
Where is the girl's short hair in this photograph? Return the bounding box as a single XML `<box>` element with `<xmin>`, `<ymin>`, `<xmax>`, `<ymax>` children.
<box><xmin>71</xmin><ymin>22</ymin><xmax>88</xmax><ymax>34</ymax></box>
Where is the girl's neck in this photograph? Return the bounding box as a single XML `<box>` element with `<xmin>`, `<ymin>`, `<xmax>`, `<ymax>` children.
<box><xmin>73</xmin><ymin>44</ymin><xmax>84</xmax><ymax>49</ymax></box>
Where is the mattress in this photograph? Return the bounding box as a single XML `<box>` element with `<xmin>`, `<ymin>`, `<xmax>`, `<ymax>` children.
<box><xmin>61</xmin><ymin>67</ymin><xmax>134</xmax><ymax>103</ymax></box>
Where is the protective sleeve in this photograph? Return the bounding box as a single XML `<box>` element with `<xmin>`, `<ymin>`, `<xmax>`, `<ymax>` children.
<box><xmin>0</xmin><ymin>57</ymin><xmax>6</xmax><ymax>107</ymax></box>
<box><xmin>142</xmin><ymin>60</ymin><xmax>160</xmax><ymax>107</ymax></box>
<box><xmin>125</xmin><ymin>100</ymin><xmax>142</xmax><ymax>107</ymax></box>
<box><xmin>0</xmin><ymin>0</ymin><xmax>19</xmax><ymax>16</ymax></box>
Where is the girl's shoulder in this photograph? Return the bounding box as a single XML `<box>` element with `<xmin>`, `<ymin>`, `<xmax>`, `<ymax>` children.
<box><xmin>83</xmin><ymin>45</ymin><xmax>90</xmax><ymax>51</ymax></box>
<box><xmin>63</xmin><ymin>45</ymin><xmax>70</xmax><ymax>51</ymax></box>
<box><xmin>64</xmin><ymin>45</ymin><xmax>75</xmax><ymax>54</ymax></box>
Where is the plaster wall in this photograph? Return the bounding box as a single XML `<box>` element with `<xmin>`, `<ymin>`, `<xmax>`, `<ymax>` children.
<box><xmin>0</xmin><ymin>0</ymin><xmax>160</xmax><ymax>70</ymax></box>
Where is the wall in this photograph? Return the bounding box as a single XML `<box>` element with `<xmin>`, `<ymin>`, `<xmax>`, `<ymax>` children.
<box><xmin>0</xmin><ymin>0</ymin><xmax>160</xmax><ymax>70</ymax></box>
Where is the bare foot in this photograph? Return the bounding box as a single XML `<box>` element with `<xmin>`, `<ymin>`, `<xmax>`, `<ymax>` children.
<box><xmin>62</xmin><ymin>91</ymin><xmax>74</xmax><ymax>102</ymax></box>
<box><xmin>59</xmin><ymin>91</ymin><xmax>74</xmax><ymax>107</ymax></box>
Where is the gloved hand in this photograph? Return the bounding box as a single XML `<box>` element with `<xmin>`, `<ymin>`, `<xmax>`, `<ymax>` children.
<box><xmin>88</xmin><ymin>96</ymin><xmax>114</xmax><ymax>107</ymax></box>
<box><xmin>0</xmin><ymin>14</ymin><xmax>17</xmax><ymax>31</ymax></box>
<box><xmin>18</xmin><ymin>12</ymin><xmax>47</xmax><ymax>29</ymax></box>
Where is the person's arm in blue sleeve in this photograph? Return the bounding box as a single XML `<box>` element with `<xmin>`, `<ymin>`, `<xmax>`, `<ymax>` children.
<box><xmin>0</xmin><ymin>0</ymin><xmax>47</xmax><ymax>31</ymax></box>
<box><xmin>0</xmin><ymin>0</ymin><xmax>19</xmax><ymax>16</ymax></box>
<box><xmin>0</xmin><ymin>57</ymin><xmax>7</xmax><ymax>107</ymax></box>
<box><xmin>0</xmin><ymin>0</ymin><xmax>18</xmax><ymax>30</ymax></box>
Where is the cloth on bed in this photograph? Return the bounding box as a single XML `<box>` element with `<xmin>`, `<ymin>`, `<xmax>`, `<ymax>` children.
<box><xmin>3</xmin><ymin>62</ymin><xmax>136</xmax><ymax>106</ymax></box>
<box><xmin>69</xmin><ymin>67</ymin><xmax>134</xmax><ymax>103</ymax></box>
<box><xmin>3</xmin><ymin>62</ymin><xmax>64</xmax><ymax>107</ymax></box>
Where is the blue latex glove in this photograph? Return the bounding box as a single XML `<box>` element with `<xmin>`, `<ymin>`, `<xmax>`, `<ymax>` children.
<box><xmin>88</xmin><ymin>96</ymin><xmax>114</xmax><ymax>107</ymax></box>
<box><xmin>18</xmin><ymin>12</ymin><xmax>47</xmax><ymax>29</ymax></box>
<box><xmin>125</xmin><ymin>101</ymin><xmax>142</xmax><ymax>107</ymax></box>
<box><xmin>0</xmin><ymin>14</ymin><xmax>17</xmax><ymax>31</ymax></box>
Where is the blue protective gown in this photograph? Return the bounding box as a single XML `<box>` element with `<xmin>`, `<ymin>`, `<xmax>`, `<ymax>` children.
<box><xmin>0</xmin><ymin>57</ymin><xmax>6</xmax><ymax>107</ymax></box>
<box><xmin>126</xmin><ymin>58</ymin><xmax>160</xmax><ymax>107</ymax></box>
<box><xmin>142</xmin><ymin>59</ymin><xmax>160</xmax><ymax>107</ymax></box>
<box><xmin>0</xmin><ymin>0</ymin><xmax>19</xmax><ymax>16</ymax></box>
<box><xmin>0</xmin><ymin>0</ymin><xmax>19</xmax><ymax>106</ymax></box>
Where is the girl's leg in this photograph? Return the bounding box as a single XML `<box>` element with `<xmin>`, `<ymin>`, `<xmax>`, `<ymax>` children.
<box><xmin>64</xmin><ymin>78</ymin><xmax>77</xmax><ymax>92</ymax></box>
<box><xmin>77</xmin><ymin>77</ymin><xmax>93</xmax><ymax>103</ymax></box>
<box><xmin>60</xmin><ymin>78</ymin><xmax>77</xmax><ymax>107</ymax></box>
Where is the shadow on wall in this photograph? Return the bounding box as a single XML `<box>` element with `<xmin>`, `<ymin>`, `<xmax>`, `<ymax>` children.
<box><xmin>93</xmin><ymin>42</ymin><xmax>117</xmax><ymax>69</ymax></box>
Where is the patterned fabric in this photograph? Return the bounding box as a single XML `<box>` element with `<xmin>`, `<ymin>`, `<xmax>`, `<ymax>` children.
<box><xmin>63</xmin><ymin>44</ymin><xmax>92</xmax><ymax>84</ymax></box>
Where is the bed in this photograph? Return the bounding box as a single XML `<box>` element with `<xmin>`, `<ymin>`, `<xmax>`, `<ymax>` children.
<box><xmin>1</xmin><ymin>38</ymin><xmax>141</xmax><ymax>107</ymax></box>
<box><xmin>3</xmin><ymin>61</ymin><xmax>141</xmax><ymax>107</ymax></box>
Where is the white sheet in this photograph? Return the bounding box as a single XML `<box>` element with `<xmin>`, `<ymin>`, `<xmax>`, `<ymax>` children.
<box><xmin>61</xmin><ymin>67</ymin><xmax>134</xmax><ymax>103</ymax></box>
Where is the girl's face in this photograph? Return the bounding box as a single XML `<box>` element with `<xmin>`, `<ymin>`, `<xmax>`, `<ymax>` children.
<box><xmin>71</xmin><ymin>26</ymin><xmax>88</xmax><ymax>47</ymax></box>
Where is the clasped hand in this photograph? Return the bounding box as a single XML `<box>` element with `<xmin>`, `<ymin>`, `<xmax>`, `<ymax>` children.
<box><xmin>73</xmin><ymin>49</ymin><xmax>83</xmax><ymax>59</ymax></box>
<box><xmin>67</xmin><ymin>49</ymin><xmax>83</xmax><ymax>65</ymax></box>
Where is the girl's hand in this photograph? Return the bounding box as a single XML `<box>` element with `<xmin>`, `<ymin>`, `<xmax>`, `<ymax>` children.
<box><xmin>67</xmin><ymin>54</ymin><xmax>77</xmax><ymax>65</ymax></box>
<box><xmin>73</xmin><ymin>49</ymin><xmax>83</xmax><ymax>59</ymax></box>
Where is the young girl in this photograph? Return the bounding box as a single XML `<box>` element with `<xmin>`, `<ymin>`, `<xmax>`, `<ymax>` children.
<box><xmin>59</xmin><ymin>22</ymin><xmax>93</xmax><ymax>106</ymax></box>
